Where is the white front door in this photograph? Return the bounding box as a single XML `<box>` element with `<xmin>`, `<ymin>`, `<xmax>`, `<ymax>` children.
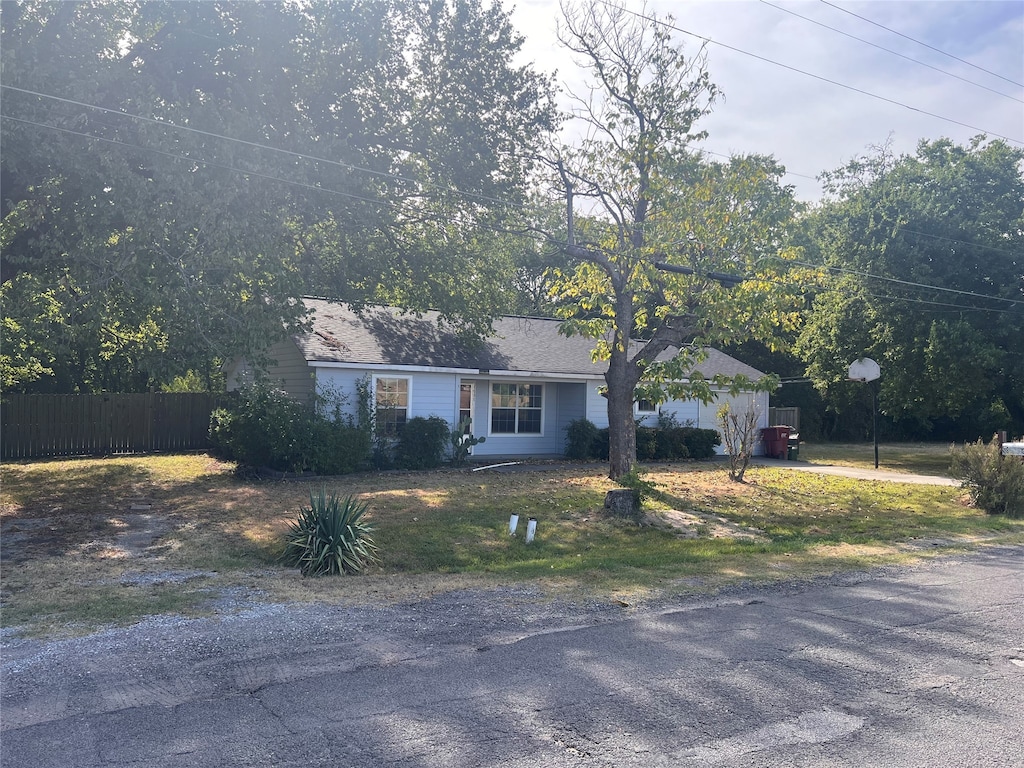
<box><xmin>459</xmin><ymin>382</ymin><xmax>477</xmax><ymax>448</ymax></box>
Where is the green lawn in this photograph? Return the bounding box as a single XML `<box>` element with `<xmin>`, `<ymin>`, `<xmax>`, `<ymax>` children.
<box><xmin>798</xmin><ymin>441</ymin><xmax>956</xmax><ymax>475</ymax></box>
<box><xmin>2</xmin><ymin>450</ymin><xmax>1020</xmax><ymax>637</ymax></box>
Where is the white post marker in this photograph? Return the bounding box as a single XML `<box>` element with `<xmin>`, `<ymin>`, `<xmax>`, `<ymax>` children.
<box><xmin>509</xmin><ymin>514</ymin><xmax>519</xmax><ymax>535</ymax></box>
<box><xmin>525</xmin><ymin>517</ymin><xmax>537</xmax><ymax>544</ymax></box>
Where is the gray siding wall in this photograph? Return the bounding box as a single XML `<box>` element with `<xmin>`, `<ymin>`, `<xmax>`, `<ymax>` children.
<box><xmin>225</xmin><ymin>337</ymin><xmax>314</xmax><ymax>402</ymax></box>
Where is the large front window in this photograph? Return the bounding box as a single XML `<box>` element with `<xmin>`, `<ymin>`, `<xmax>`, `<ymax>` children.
<box><xmin>491</xmin><ymin>383</ymin><xmax>542</xmax><ymax>434</ymax></box>
<box><xmin>375</xmin><ymin>376</ymin><xmax>410</xmax><ymax>436</ymax></box>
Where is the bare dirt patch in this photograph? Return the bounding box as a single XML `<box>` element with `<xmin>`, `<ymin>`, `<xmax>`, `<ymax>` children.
<box><xmin>645</xmin><ymin>507</ymin><xmax>768</xmax><ymax>540</ymax></box>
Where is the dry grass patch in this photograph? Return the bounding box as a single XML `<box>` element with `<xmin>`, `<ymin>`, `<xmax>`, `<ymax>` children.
<box><xmin>3</xmin><ymin>453</ymin><xmax>1022</xmax><ymax>638</ymax></box>
<box><xmin>799</xmin><ymin>442</ymin><xmax>954</xmax><ymax>475</ymax></box>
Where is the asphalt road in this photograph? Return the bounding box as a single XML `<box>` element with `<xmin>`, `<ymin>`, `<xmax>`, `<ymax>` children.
<box><xmin>2</xmin><ymin>546</ymin><xmax>1022</xmax><ymax>767</ymax></box>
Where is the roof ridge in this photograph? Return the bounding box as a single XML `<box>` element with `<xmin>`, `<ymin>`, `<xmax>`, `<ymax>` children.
<box><xmin>301</xmin><ymin>296</ymin><xmax>564</xmax><ymax>324</ymax></box>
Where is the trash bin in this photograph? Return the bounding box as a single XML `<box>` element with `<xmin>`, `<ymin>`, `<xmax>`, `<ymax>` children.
<box><xmin>787</xmin><ymin>432</ymin><xmax>800</xmax><ymax>461</ymax></box>
<box><xmin>760</xmin><ymin>426</ymin><xmax>791</xmax><ymax>459</ymax></box>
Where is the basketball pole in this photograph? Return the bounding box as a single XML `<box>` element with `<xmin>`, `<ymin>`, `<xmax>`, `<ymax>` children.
<box><xmin>872</xmin><ymin>380</ymin><xmax>879</xmax><ymax>469</ymax></box>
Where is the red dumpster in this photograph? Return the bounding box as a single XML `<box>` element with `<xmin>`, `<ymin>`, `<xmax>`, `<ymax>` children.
<box><xmin>760</xmin><ymin>426</ymin><xmax>791</xmax><ymax>459</ymax></box>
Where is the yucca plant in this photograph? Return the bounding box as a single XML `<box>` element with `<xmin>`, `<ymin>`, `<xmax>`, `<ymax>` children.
<box><xmin>281</xmin><ymin>488</ymin><xmax>380</xmax><ymax>576</ymax></box>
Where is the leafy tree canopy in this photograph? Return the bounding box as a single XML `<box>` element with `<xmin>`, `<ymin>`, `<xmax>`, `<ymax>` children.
<box><xmin>1</xmin><ymin>0</ymin><xmax>556</xmax><ymax>392</ymax></box>
<box><xmin>542</xmin><ymin>1</ymin><xmax>809</xmax><ymax>478</ymax></box>
<box><xmin>795</xmin><ymin>136</ymin><xmax>1024</xmax><ymax>440</ymax></box>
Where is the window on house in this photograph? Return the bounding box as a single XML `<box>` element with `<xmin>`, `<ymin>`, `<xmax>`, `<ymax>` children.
<box><xmin>375</xmin><ymin>376</ymin><xmax>410</xmax><ymax>436</ymax></box>
<box><xmin>491</xmin><ymin>383</ymin><xmax>542</xmax><ymax>434</ymax></box>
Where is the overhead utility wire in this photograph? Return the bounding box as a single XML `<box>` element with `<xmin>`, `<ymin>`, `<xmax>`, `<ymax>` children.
<box><xmin>6</xmin><ymin>96</ymin><xmax>1019</xmax><ymax>312</ymax></box>
<box><xmin>721</xmin><ymin>264</ymin><xmax>1022</xmax><ymax>313</ymax></box>
<box><xmin>760</xmin><ymin>0</ymin><xmax>1022</xmax><ymax>103</ymax></box>
<box><xmin>0</xmin><ymin>111</ymin><xmax>556</xmax><ymax>251</ymax></box>
<box><xmin>10</xmin><ymin>113</ymin><xmax>1019</xmax><ymax>316</ymax></box>
<box><xmin>895</xmin><ymin>227</ymin><xmax>1022</xmax><ymax>258</ymax></box>
<box><xmin>614</xmin><ymin>5</ymin><xmax>1023</xmax><ymax>146</ymax></box>
<box><xmin>4</xmin><ymin>82</ymin><xmax>821</xmax><ymax>219</ymax></box>
<box><xmin>785</xmin><ymin>257</ymin><xmax>1023</xmax><ymax>307</ymax></box>
<box><xmin>0</xmin><ymin>113</ymin><xmax>404</xmax><ymax>211</ymax></box>
<box><xmin>819</xmin><ymin>0</ymin><xmax>1024</xmax><ymax>89</ymax></box>
<box><xmin>695</xmin><ymin>146</ymin><xmax>818</xmax><ymax>181</ymax></box>
<box><xmin>0</xmin><ymin>84</ymin><xmax>527</xmax><ymax>213</ymax></box>
<box><xmin>857</xmin><ymin>288</ymin><xmax>1021</xmax><ymax>314</ymax></box>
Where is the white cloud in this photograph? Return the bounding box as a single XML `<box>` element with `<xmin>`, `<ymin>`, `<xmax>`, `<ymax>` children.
<box><xmin>508</xmin><ymin>0</ymin><xmax>1024</xmax><ymax>201</ymax></box>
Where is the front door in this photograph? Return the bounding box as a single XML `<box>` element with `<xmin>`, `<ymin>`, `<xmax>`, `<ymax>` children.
<box><xmin>459</xmin><ymin>382</ymin><xmax>476</xmax><ymax>444</ymax></box>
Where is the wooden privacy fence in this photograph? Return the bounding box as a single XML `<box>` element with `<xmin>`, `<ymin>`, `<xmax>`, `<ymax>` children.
<box><xmin>1</xmin><ymin>393</ymin><xmax>226</xmax><ymax>459</ymax></box>
<box><xmin>768</xmin><ymin>406</ymin><xmax>800</xmax><ymax>431</ymax></box>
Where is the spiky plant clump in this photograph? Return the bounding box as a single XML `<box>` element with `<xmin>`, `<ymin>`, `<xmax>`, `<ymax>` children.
<box><xmin>282</xmin><ymin>489</ymin><xmax>380</xmax><ymax>576</ymax></box>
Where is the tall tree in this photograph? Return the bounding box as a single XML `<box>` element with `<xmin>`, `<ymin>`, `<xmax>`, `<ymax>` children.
<box><xmin>544</xmin><ymin>2</ymin><xmax>805</xmax><ymax>478</ymax></box>
<box><xmin>796</xmin><ymin>137</ymin><xmax>1024</xmax><ymax>440</ymax></box>
<box><xmin>1</xmin><ymin>0</ymin><xmax>556</xmax><ymax>392</ymax></box>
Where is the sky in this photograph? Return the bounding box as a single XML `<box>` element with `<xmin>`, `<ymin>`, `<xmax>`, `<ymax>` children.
<box><xmin>506</xmin><ymin>0</ymin><xmax>1024</xmax><ymax>201</ymax></box>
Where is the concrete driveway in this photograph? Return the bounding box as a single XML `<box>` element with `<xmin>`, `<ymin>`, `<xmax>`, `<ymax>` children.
<box><xmin>476</xmin><ymin>456</ymin><xmax>961</xmax><ymax>486</ymax></box>
<box><xmin>750</xmin><ymin>457</ymin><xmax>960</xmax><ymax>486</ymax></box>
<box><xmin>2</xmin><ymin>546</ymin><xmax>1021</xmax><ymax>767</ymax></box>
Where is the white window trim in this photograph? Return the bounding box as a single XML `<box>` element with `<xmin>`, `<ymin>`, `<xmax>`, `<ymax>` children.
<box><xmin>488</xmin><ymin>382</ymin><xmax>544</xmax><ymax>437</ymax></box>
<box><xmin>372</xmin><ymin>374</ymin><xmax>413</xmax><ymax>431</ymax></box>
<box><xmin>635</xmin><ymin>398</ymin><xmax>657</xmax><ymax>415</ymax></box>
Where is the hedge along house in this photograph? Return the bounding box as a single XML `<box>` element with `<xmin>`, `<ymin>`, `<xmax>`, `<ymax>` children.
<box><xmin>225</xmin><ymin>297</ymin><xmax>771</xmax><ymax>459</ymax></box>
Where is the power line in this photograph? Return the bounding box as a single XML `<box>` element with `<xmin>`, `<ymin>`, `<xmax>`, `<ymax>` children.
<box><xmin>759</xmin><ymin>0</ymin><xmax>1022</xmax><ymax>104</ymax></box>
<box><xmin>0</xmin><ymin>111</ymin><xmax>558</xmax><ymax>255</ymax></box>
<box><xmin>6</xmin><ymin>92</ymin><xmax>1019</xmax><ymax>314</ymax></box>
<box><xmin>784</xmin><ymin>257</ymin><xmax>1023</xmax><ymax>308</ymax></box>
<box><xmin>0</xmin><ymin>84</ymin><xmax>527</xmax><ymax>213</ymax></box>
<box><xmin>894</xmin><ymin>226</ymin><xmax>1022</xmax><ymax>258</ymax></box>
<box><xmin>0</xmin><ymin>113</ymin><xmax>404</xmax><ymax>211</ymax></box>
<box><xmin>857</xmin><ymin>288</ymin><xmax>1021</xmax><ymax>314</ymax></box>
<box><xmin>695</xmin><ymin>146</ymin><xmax>819</xmax><ymax>181</ymax></box>
<box><xmin>818</xmin><ymin>0</ymin><xmax>1024</xmax><ymax>90</ymax></box>
<box><xmin>752</xmin><ymin>271</ymin><xmax>1022</xmax><ymax>315</ymax></box>
<box><xmin>614</xmin><ymin>5</ymin><xmax>1023</xmax><ymax>146</ymax></box>
<box><xmin>9</xmin><ymin>116</ymin><xmax>1020</xmax><ymax>322</ymax></box>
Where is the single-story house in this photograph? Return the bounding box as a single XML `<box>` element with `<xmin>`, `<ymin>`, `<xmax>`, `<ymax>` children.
<box><xmin>225</xmin><ymin>297</ymin><xmax>771</xmax><ymax>458</ymax></box>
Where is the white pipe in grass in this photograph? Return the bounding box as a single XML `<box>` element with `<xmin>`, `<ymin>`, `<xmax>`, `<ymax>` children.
<box><xmin>525</xmin><ymin>517</ymin><xmax>537</xmax><ymax>544</ymax></box>
<box><xmin>509</xmin><ymin>513</ymin><xmax>519</xmax><ymax>535</ymax></box>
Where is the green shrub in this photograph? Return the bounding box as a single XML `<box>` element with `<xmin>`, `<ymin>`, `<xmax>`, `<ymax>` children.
<box><xmin>208</xmin><ymin>381</ymin><xmax>370</xmax><ymax>474</ymax></box>
<box><xmin>311</xmin><ymin>418</ymin><xmax>372</xmax><ymax>475</ymax></box>
<box><xmin>654</xmin><ymin>427</ymin><xmax>690</xmax><ymax>460</ymax></box>
<box><xmin>679</xmin><ymin>427</ymin><xmax>721</xmax><ymax>460</ymax></box>
<box><xmin>396</xmin><ymin>416</ymin><xmax>450</xmax><ymax>469</ymax></box>
<box><xmin>949</xmin><ymin>436</ymin><xmax>1024</xmax><ymax>518</ymax></box>
<box><xmin>209</xmin><ymin>383</ymin><xmax>315</xmax><ymax>472</ymax></box>
<box><xmin>565</xmin><ymin>418</ymin><xmax>600</xmax><ymax>459</ymax></box>
<box><xmin>281</xmin><ymin>489</ymin><xmax>380</xmax><ymax>576</ymax></box>
<box><xmin>636</xmin><ymin>426</ymin><xmax>659</xmax><ymax>460</ymax></box>
<box><xmin>561</xmin><ymin>420</ymin><xmax>720</xmax><ymax>462</ymax></box>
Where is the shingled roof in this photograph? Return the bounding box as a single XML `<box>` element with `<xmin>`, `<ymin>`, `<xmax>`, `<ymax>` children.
<box><xmin>296</xmin><ymin>298</ymin><xmax>765</xmax><ymax>380</ymax></box>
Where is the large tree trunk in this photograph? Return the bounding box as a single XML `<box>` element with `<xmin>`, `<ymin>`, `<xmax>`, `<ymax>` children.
<box><xmin>606</xmin><ymin>369</ymin><xmax>637</xmax><ymax>480</ymax></box>
<box><xmin>605</xmin><ymin>293</ymin><xmax>641</xmax><ymax>480</ymax></box>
